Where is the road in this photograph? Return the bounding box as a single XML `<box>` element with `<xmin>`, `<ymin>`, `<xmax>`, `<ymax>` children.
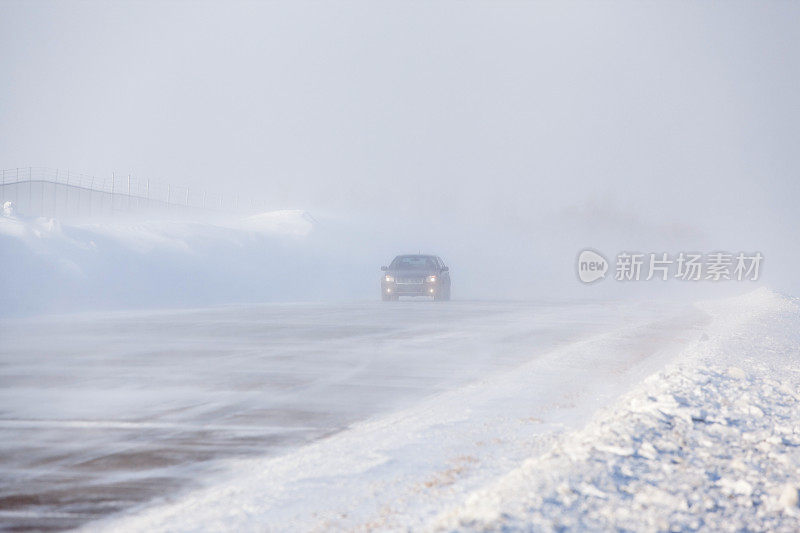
<box><xmin>0</xmin><ymin>299</ymin><xmax>702</xmax><ymax>530</ymax></box>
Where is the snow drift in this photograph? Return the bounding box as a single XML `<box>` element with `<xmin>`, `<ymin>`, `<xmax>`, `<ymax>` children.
<box><xmin>435</xmin><ymin>288</ymin><xmax>800</xmax><ymax>531</ymax></box>
<box><xmin>0</xmin><ymin>209</ymin><xmax>374</xmax><ymax>316</ymax></box>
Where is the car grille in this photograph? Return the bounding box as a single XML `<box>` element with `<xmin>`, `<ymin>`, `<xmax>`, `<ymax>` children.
<box><xmin>396</xmin><ymin>277</ymin><xmax>424</xmax><ymax>284</ymax></box>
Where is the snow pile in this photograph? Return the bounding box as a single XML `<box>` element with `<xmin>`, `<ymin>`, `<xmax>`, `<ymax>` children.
<box><xmin>0</xmin><ymin>209</ymin><xmax>352</xmax><ymax>315</ymax></box>
<box><xmin>434</xmin><ymin>289</ymin><xmax>800</xmax><ymax>531</ymax></box>
<box><xmin>239</xmin><ymin>209</ymin><xmax>315</xmax><ymax>236</ymax></box>
<box><xmin>0</xmin><ymin>209</ymin><xmax>71</xmax><ymax>244</ymax></box>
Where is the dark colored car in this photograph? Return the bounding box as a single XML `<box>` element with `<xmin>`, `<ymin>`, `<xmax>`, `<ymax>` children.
<box><xmin>380</xmin><ymin>254</ymin><xmax>451</xmax><ymax>301</ymax></box>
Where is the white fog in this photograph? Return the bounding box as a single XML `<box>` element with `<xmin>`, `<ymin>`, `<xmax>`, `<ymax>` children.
<box><xmin>1</xmin><ymin>2</ymin><xmax>799</xmax><ymax>531</ymax></box>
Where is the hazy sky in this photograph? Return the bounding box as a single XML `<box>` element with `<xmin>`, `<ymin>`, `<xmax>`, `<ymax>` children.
<box><xmin>1</xmin><ymin>1</ymin><xmax>798</xmax><ymax>242</ymax></box>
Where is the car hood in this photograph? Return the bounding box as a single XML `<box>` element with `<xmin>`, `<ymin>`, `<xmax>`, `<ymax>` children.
<box><xmin>389</xmin><ymin>269</ymin><xmax>437</xmax><ymax>278</ymax></box>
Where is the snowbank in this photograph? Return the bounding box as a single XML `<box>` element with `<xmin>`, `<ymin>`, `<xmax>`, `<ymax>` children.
<box><xmin>434</xmin><ymin>288</ymin><xmax>800</xmax><ymax>531</ymax></box>
<box><xmin>0</xmin><ymin>209</ymin><xmax>377</xmax><ymax>316</ymax></box>
<box><xmin>238</xmin><ymin>209</ymin><xmax>315</xmax><ymax>236</ymax></box>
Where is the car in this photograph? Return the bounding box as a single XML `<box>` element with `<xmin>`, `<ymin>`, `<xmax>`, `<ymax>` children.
<box><xmin>380</xmin><ymin>254</ymin><xmax>451</xmax><ymax>301</ymax></box>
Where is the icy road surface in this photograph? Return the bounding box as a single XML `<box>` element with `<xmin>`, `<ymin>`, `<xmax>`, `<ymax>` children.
<box><xmin>0</xmin><ymin>299</ymin><xmax>704</xmax><ymax>531</ymax></box>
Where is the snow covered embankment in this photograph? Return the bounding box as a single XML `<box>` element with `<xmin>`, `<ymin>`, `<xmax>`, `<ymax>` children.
<box><xmin>435</xmin><ymin>289</ymin><xmax>800</xmax><ymax>531</ymax></box>
<box><xmin>0</xmin><ymin>208</ymin><xmax>359</xmax><ymax>315</ymax></box>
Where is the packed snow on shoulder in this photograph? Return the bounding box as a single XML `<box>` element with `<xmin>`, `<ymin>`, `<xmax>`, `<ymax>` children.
<box><xmin>434</xmin><ymin>288</ymin><xmax>800</xmax><ymax>531</ymax></box>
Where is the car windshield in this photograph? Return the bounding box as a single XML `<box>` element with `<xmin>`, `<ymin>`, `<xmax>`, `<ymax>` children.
<box><xmin>391</xmin><ymin>256</ymin><xmax>436</xmax><ymax>270</ymax></box>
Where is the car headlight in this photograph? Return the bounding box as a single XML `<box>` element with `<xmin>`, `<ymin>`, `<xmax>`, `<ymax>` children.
<box><xmin>427</xmin><ymin>275</ymin><xmax>437</xmax><ymax>283</ymax></box>
<box><xmin>384</xmin><ymin>275</ymin><xmax>394</xmax><ymax>282</ymax></box>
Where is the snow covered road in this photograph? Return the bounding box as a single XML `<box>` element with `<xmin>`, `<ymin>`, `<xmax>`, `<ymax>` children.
<box><xmin>0</xmin><ymin>299</ymin><xmax>702</xmax><ymax>530</ymax></box>
<box><xmin>71</xmin><ymin>290</ymin><xmax>800</xmax><ymax>533</ymax></box>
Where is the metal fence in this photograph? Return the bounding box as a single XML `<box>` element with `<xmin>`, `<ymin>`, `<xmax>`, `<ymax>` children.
<box><xmin>0</xmin><ymin>167</ymin><xmax>269</xmax><ymax>219</ymax></box>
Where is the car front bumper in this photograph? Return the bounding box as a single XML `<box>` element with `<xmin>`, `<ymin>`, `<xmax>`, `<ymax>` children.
<box><xmin>382</xmin><ymin>281</ymin><xmax>438</xmax><ymax>296</ymax></box>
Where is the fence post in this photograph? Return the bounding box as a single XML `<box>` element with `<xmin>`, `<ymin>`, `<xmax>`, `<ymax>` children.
<box><xmin>167</xmin><ymin>184</ymin><xmax>171</xmax><ymax>204</ymax></box>
<box><xmin>53</xmin><ymin>168</ymin><xmax>58</xmax><ymax>217</ymax></box>
<box><xmin>202</xmin><ymin>190</ymin><xmax>206</xmax><ymax>208</ymax></box>
<box><xmin>185</xmin><ymin>186</ymin><xmax>190</xmax><ymax>206</ymax></box>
